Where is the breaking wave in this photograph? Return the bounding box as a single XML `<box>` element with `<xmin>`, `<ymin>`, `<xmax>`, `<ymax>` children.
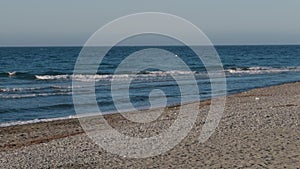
<box><xmin>225</xmin><ymin>66</ymin><xmax>300</xmax><ymax>74</ymax></box>
<box><xmin>35</xmin><ymin>70</ymin><xmax>200</xmax><ymax>81</ymax></box>
<box><xmin>33</xmin><ymin>67</ymin><xmax>300</xmax><ymax>81</ymax></box>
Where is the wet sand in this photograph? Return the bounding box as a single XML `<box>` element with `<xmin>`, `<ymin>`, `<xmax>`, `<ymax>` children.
<box><xmin>0</xmin><ymin>82</ymin><xmax>299</xmax><ymax>168</ymax></box>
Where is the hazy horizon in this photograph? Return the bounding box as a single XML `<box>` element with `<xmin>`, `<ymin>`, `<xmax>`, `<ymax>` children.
<box><xmin>1</xmin><ymin>0</ymin><xmax>300</xmax><ymax>46</ymax></box>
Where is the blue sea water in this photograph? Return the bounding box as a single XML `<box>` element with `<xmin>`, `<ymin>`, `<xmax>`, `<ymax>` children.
<box><xmin>0</xmin><ymin>45</ymin><xmax>299</xmax><ymax>126</ymax></box>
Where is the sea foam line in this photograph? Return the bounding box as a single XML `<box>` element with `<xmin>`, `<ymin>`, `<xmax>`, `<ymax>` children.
<box><xmin>0</xmin><ymin>92</ymin><xmax>72</xmax><ymax>99</ymax></box>
<box><xmin>0</xmin><ymin>115</ymin><xmax>77</xmax><ymax>127</ymax></box>
<box><xmin>34</xmin><ymin>71</ymin><xmax>199</xmax><ymax>81</ymax></box>
<box><xmin>225</xmin><ymin>66</ymin><xmax>300</xmax><ymax>74</ymax></box>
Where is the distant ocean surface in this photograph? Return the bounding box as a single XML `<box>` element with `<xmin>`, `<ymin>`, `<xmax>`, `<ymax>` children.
<box><xmin>1</xmin><ymin>45</ymin><xmax>300</xmax><ymax>126</ymax></box>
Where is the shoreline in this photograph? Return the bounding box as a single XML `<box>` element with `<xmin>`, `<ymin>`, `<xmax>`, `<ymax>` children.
<box><xmin>1</xmin><ymin>80</ymin><xmax>299</xmax><ymax>128</ymax></box>
<box><xmin>0</xmin><ymin>81</ymin><xmax>299</xmax><ymax>168</ymax></box>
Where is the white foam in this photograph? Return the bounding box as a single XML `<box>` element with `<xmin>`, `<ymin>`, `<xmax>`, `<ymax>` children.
<box><xmin>33</xmin><ymin>67</ymin><xmax>300</xmax><ymax>81</ymax></box>
<box><xmin>0</xmin><ymin>115</ymin><xmax>77</xmax><ymax>127</ymax></box>
<box><xmin>35</xmin><ymin>75</ymin><xmax>70</xmax><ymax>80</ymax></box>
<box><xmin>146</xmin><ymin>70</ymin><xmax>197</xmax><ymax>75</ymax></box>
<box><xmin>0</xmin><ymin>111</ymin><xmax>123</xmax><ymax>127</ymax></box>
<box><xmin>0</xmin><ymin>92</ymin><xmax>72</xmax><ymax>99</ymax></box>
<box><xmin>8</xmin><ymin>71</ymin><xmax>16</xmax><ymax>76</ymax></box>
<box><xmin>0</xmin><ymin>87</ymin><xmax>44</xmax><ymax>92</ymax></box>
<box><xmin>35</xmin><ymin>71</ymin><xmax>199</xmax><ymax>82</ymax></box>
<box><xmin>226</xmin><ymin>66</ymin><xmax>300</xmax><ymax>74</ymax></box>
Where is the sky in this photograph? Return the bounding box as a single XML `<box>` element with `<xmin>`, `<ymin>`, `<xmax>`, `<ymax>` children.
<box><xmin>1</xmin><ymin>0</ymin><xmax>300</xmax><ymax>46</ymax></box>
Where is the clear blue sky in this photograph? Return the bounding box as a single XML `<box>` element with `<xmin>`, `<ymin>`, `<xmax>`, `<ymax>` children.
<box><xmin>1</xmin><ymin>0</ymin><xmax>300</xmax><ymax>46</ymax></box>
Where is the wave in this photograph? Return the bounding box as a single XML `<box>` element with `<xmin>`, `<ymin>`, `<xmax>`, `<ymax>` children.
<box><xmin>0</xmin><ymin>72</ymin><xmax>15</xmax><ymax>77</ymax></box>
<box><xmin>0</xmin><ymin>92</ymin><xmax>72</xmax><ymax>99</ymax></box>
<box><xmin>8</xmin><ymin>71</ymin><xmax>16</xmax><ymax>76</ymax></box>
<box><xmin>0</xmin><ymin>115</ymin><xmax>77</xmax><ymax>127</ymax></box>
<box><xmin>225</xmin><ymin>66</ymin><xmax>300</xmax><ymax>74</ymax></box>
<box><xmin>34</xmin><ymin>67</ymin><xmax>300</xmax><ymax>81</ymax></box>
<box><xmin>3</xmin><ymin>66</ymin><xmax>299</xmax><ymax>82</ymax></box>
<box><xmin>0</xmin><ymin>85</ymin><xmax>101</xmax><ymax>94</ymax></box>
<box><xmin>0</xmin><ymin>71</ymin><xmax>71</xmax><ymax>79</ymax></box>
<box><xmin>35</xmin><ymin>74</ymin><xmax>70</xmax><ymax>80</ymax></box>
<box><xmin>0</xmin><ymin>86</ymin><xmax>48</xmax><ymax>92</ymax></box>
<box><xmin>142</xmin><ymin>70</ymin><xmax>197</xmax><ymax>75</ymax></box>
<box><xmin>0</xmin><ymin>71</ymin><xmax>36</xmax><ymax>79</ymax></box>
<box><xmin>35</xmin><ymin>70</ymin><xmax>200</xmax><ymax>81</ymax></box>
<box><xmin>0</xmin><ymin>110</ymin><xmax>118</xmax><ymax>127</ymax></box>
<box><xmin>0</xmin><ymin>85</ymin><xmax>72</xmax><ymax>93</ymax></box>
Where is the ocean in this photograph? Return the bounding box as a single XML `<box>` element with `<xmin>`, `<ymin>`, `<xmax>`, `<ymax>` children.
<box><xmin>0</xmin><ymin>45</ymin><xmax>299</xmax><ymax>126</ymax></box>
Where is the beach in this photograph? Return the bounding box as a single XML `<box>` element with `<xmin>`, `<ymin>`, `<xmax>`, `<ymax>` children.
<box><xmin>0</xmin><ymin>82</ymin><xmax>299</xmax><ymax>168</ymax></box>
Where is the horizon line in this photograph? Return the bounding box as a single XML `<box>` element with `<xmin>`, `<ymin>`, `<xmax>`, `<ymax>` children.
<box><xmin>1</xmin><ymin>43</ymin><xmax>300</xmax><ymax>47</ymax></box>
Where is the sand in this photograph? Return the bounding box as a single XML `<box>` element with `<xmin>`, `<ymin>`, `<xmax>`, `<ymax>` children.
<box><xmin>0</xmin><ymin>82</ymin><xmax>299</xmax><ymax>168</ymax></box>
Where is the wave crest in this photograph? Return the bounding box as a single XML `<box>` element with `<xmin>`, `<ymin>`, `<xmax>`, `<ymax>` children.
<box><xmin>226</xmin><ymin>66</ymin><xmax>300</xmax><ymax>74</ymax></box>
<box><xmin>35</xmin><ymin>70</ymin><xmax>199</xmax><ymax>81</ymax></box>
